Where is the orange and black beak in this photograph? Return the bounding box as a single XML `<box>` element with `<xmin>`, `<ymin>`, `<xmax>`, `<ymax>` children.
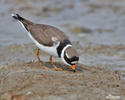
<box><xmin>72</xmin><ymin>65</ymin><xmax>76</xmax><ymax>72</ymax></box>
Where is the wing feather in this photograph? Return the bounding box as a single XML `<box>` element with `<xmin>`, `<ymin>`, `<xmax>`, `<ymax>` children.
<box><xmin>28</xmin><ymin>24</ymin><xmax>69</xmax><ymax>46</ymax></box>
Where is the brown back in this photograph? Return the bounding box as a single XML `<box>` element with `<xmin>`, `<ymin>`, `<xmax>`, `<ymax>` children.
<box><xmin>12</xmin><ymin>14</ymin><xmax>69</xmax><ymax>46</ymax></box>
<box><xmin>27</xmin><ymin>24</ymin><xmax>69</xmax><ymax>46</ymax></box>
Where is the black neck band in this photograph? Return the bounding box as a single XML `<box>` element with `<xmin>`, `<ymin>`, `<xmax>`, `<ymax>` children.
<box><xmin>64</xmin><ymin>51</ymin><xmax>72</xmax><ymax>65</ymax></box>
<box><xmin>57</xmin><ymin>39</ymin><xmax>71</xmax><ymax>58</ymax></box>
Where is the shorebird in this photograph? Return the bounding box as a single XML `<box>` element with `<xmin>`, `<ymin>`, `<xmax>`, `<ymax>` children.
<box><xmin>12</xmin><ymin>14</ymin><xmax>79</xmax><ymax>72</ymax></box>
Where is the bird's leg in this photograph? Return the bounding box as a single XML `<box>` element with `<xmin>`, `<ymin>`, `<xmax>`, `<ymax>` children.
<box><xmin>35</xmin><ymin>48</ymin><xmax>44</xmax><ymax>68</ymax></box>
<box><xmin>49</xmin><ymin>56</ymin><xmax>62</xmax><ymax>71</ymax></box>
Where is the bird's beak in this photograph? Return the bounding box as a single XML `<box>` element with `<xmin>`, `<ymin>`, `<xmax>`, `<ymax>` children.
<box><xmin>72</xmin><ymin>65</ymin><xmax>76</xmax><ymax>72</ymax></box>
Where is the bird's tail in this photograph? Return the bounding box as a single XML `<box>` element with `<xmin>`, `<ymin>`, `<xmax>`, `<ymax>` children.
<box><xmin>11</xmin><ymin>13</ymin><xmax>24</xmax><ymax>21</ymax></box>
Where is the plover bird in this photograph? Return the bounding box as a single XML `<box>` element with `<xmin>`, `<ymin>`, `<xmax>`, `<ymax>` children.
<box><xmin>12</xmin><ymin>14</ymin><xmax>79</xmax><ymax>72</ymax></box>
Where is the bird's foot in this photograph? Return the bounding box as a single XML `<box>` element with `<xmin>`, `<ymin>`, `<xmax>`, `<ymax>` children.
<box><xmin>38</xmin><ymin>61</ymin><xmax>49</xmax><ymax>69</ymax></box>
<box><xmin>54</xmin><ymin>66</ymin><xmax>63</xmax><ymax>71</ymax></box>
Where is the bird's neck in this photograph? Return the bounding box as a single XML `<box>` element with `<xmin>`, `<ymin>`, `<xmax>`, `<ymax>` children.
<box><xmin>57</xmin><ymin>39</ymin><xmax>71</xmax><ymax>58</ymax></box>
<box><xmin>60</xmin><ymin>44</ymin><xmax>72</xmax><ymax>66</ymax></box>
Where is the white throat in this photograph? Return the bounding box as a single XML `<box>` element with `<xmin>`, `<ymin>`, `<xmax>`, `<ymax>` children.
<box><xmin>61</xmin><ymin>44</ymin><xmax>72</xmax><ymax>65</ymax></box>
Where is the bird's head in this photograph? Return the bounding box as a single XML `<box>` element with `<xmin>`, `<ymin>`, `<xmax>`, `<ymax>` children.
<box><xmin>62</xmin><ymin>46</ymin><xmax>79</xmax><ymax>72</ymax></box>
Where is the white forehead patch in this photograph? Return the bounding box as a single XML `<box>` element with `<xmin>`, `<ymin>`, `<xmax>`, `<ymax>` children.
<box><xmin>71</xmin><ymin>61</ymin><xmax>78</xmax><ymax>64</ymax></box>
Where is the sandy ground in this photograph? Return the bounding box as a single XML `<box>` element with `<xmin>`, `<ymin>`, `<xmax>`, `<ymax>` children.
<box><xmin>0</xmin><ymin>44</ymin><xmax>125</xmax><ymax>100</ymax></box>
<box><xmin>0</xmin><ymin>60</ymin><xmax>124</xmax><ymax>100</ymax></box>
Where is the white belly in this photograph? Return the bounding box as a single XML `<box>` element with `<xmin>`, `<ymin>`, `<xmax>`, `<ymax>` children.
<box><xmin>20</xmin><ymin>22</ymin><xmax>58</xmax><ymax>56</ymax></box>
<box><xmin>28</xmin><ymin>32</ymin><xmax>58</xmax><ymax>56</ymax></box>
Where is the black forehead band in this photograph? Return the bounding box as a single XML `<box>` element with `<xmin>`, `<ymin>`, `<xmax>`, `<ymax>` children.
<box><xmin>70</xmin><ymin>56</ymin><xmax>79</xmax><ymax>62</ymax></box>
<box><xmin>64</xmin><ymin>51</ymin><xmax>79</xmax><ymax>65</ymax></box>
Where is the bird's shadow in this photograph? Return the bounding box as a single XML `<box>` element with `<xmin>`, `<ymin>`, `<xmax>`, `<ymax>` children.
<box><xmin>43</xmin><ymin>61</ymin><xmax>84</xmax><ymax>72</ymax></box>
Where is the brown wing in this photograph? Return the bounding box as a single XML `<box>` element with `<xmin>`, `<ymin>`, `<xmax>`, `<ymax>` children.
<box><xmin>12</xmin><ymin>14</ymin><xmax>69</xmax><ymax>46</ymax></box>
<box><xmin>27</xmin><ymin>24</ymin><xmax>69</xmax><ymax>46</ymax></box>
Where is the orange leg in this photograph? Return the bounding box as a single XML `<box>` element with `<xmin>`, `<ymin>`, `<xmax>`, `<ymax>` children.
<box><xmin>49</xmin><ymin>56</ymin><xmax>53</xmax><ymax>65</ymax></box>
<box><xmin>49</xmin><ymin>56</ymin><xmax>62</xmax><ymax>71</ymax></box>
<box><xmin>35</xmin><ymin>49</ymin><xmax>46</xmax><ymax>68</ymax></box>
